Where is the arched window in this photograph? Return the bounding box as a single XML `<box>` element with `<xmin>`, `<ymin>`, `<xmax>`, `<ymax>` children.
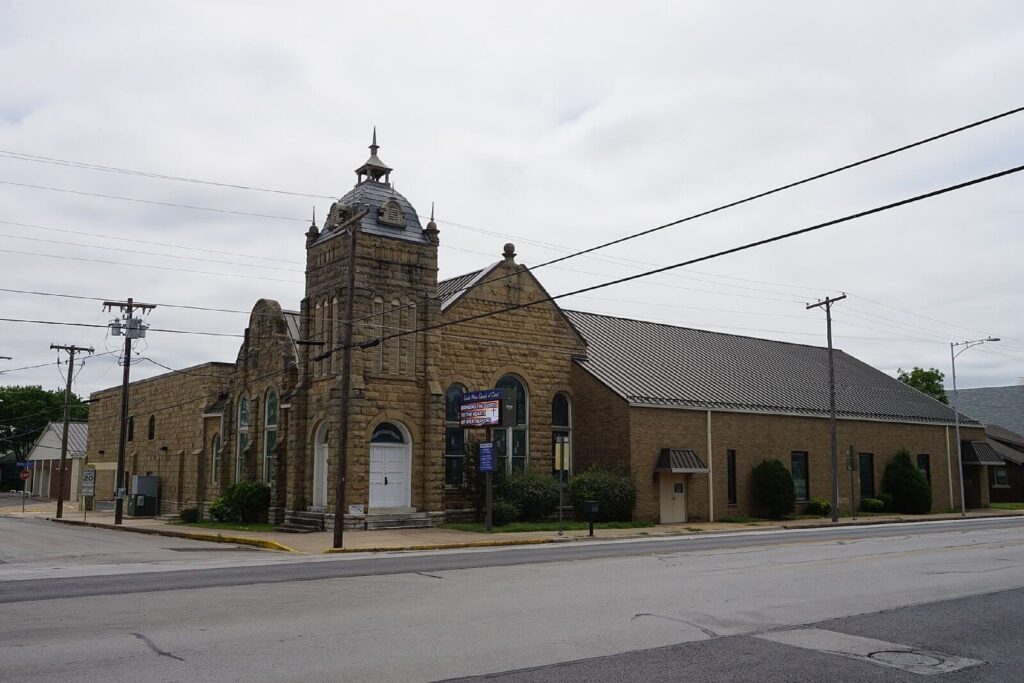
<box><xmin>552</xmin><ymin>393</ymin><xmax>571</xmax><ymax>477</ymax></box>
<box><xmin>210</xmin><ymin>433</ymin><xmax>221</xmax><ymax>486</ymax></box>
<box><xmin>147</xmin><ymin>414</ymin><xmax>156</xmax><ymax>440</ymax></box>
<box><xmin>126</xmin><ymin>416</ymin><xmax>134</xmax><ymax>442</ymax></box>
<box><xmin>263</xmin><ymin>390</ymin><xmax>279</xmax><ymax>485</ymax></box>
<box><xmin>495</xmin><ymin>374</ymin><xmax>528</xmax><ymax>472</ymax></box>
<box><xmin>444</xmin><ymin>384</ymin><xmax>466</xmax><ymax>485</ymax></box>
<box><xmin>371</xmin><ymin>422</ymin><xmax>405</xmax><ymax>444</ymax></box>
<box><xmin>236</xmin><ymin>395</ymin><xmax>250</xmax><ymax>482</ymax></box>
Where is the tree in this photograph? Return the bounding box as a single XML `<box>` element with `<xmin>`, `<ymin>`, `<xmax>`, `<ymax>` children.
<box><xmin>882</xmin><ymin>448</ymin><xmax>932</xmax><ymax>514</ymax></box>
<box><xmin>0</xmin><ymin>385</ymin><xmax>89</xmax><ymax>461</ymax></box>
<box><xmin>751</xmin><ymin>459</ymin><xmax>795</xmax><ymax>519</ymax></box>
<box><xmin>897</xmin><ymin>367</ymin><xmax>948</xmax><ymax>404</ymax></box>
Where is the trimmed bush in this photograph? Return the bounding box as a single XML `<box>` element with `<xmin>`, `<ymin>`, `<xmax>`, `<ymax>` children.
<box><xmin>568</xmin><ymin>468</ymin><xmax>636</xmax><ymax>522</ymax></box>
<box><xmin>804</xmin><ymin>497</ymin><xmax>831</xmax><ymax>517</ymax></box>
<box><xmin>877</xmin><ymin>492</ymin><xmax>895</xmax><ymax>512</ymax></box>
<box><xmin>179</xmin><ymin>507</ymin><xmax>200</xmax><ymax>524</ymax></box>
<box><xmin>491</xmin><ymin>499</ymin><xmax>520</xmax><ymax>526</ymax></box>
<box><xmin>208</xmin><ymin>480</ymin><xmax>271</xmax><ymax>523</ymax></box>
<box><xmin>497</xmin><ymin>469</ymin><xmax>559</xmax><ymax>521</ymax></box>
<box><xmin>882</xmin><ymin>449</ymin><xmax>932</xmax><ymax>514</ymax></box>
<box><xmin>861</xmin><ymin>497</ymin><xmax>884</xmax><ymax>513</ymax></box>
<box><xmin>751</xmin><ymin>459</ymin><xmax>795</xmax><ymax>519</ymax></box>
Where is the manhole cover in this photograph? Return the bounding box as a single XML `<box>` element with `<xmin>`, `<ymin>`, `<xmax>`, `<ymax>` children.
<box><xmin>871</xmin><ymin>651</ymin><xmax>942</xmax><ymax>667</ymax></box>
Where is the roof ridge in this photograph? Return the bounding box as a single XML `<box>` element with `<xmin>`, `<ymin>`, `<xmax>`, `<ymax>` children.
<box><xmin>563</xmin><ymin>308</ymin><xmax>834</xmax><ymax>352</ymax></box>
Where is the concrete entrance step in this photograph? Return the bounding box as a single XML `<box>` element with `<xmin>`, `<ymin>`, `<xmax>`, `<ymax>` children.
<box><xmin>364</xmin><ymin>510</ymin><xmax>433</xmax><ymax>531</ymax></box>
<box><xmin>275</xmin><ymin>510</ymin><xmax>325</xmax><ymax>534</ymax></box>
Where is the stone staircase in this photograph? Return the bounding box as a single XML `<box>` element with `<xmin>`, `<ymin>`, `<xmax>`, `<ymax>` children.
<box><xmin>275</xmin><ymin>510</ymin><xmax>326</xmax><ymax>534</ymax></box>
<box><xmin>364</xmin><ymin>509</ymin><xmax>433</xmax><ymax>530</ymax></box>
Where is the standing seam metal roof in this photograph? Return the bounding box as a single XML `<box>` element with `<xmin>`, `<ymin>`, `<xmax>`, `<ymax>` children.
<box><xmin>565</xmin><ymin>309</ymin><xmax>977</xmax><ymax>425</ymax></box>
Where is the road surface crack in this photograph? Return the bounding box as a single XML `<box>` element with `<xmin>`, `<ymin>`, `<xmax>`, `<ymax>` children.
<box><xmin>631</xmin><ymin>613</ymin><xmax>719</xmax><ymax>638</ymax></box>
<box><xmin>417</xmin><ymin>572</ymin><xmax>444</xmax><ymax>579</ymax></box>
<box><xmin>132</xmin><ymin>632</ymin><xmax>184</xmax><ymax>662</ymax></box>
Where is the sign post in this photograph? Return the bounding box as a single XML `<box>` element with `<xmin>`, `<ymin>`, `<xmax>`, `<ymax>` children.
<box><xmin>81</xmin><ymin>466</ymin><xmax>96</xmax><ymax>522</ymax></box>
<box><xmin>554</xmin><ymin>436</ymin><xmax>568</xmax><ymax>536</ymax></box>
<box><xmin>19</xmin><ymin>467</ymin><xmax>30</xmax><ymax>513</ymax></box>
<box><xmin>479</xmin><ymin>442</ymin><xmax>494</xmax><ymax>532</ymax></box>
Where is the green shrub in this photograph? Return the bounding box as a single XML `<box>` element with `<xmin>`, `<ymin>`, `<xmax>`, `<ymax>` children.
<box><xmin>882</xmin><ymin>449</ymin><xmax>932</xmax><ymax>514</ymax></box>
<box><xmin>567</xmin><ymin>468</ymin><xmax>636</xmax><ymax>522</ymax></box>
<box><xmin>861</xmin><ymin>497</ymin><xmax>884</xmax><ymax>513</ymax></box>
<box><xmin>490</xmin><ymin>499</ymin><xmax>520</xmax><ymax>526</ymax></box>
<box><xmin>751</xmin><ymin>459</ymin><xmax>795</xmax><ymax>519</ymax></box>
<box><xmin>877</xmin><ymin>492</ymin><xmax>895</xmax><ymax>512</ymax></box>
<box><xmin>804</xmin><ymin>497</ymin><xmax>831</xmax><ymax>517</ymax></box>
<box><xmin>179</xmin><ymin>507</ymin><xmax>200</xmax><ymax>524</ymax></box>
<box><xmin>208</xmin><ymin>480</ymin><xmax>271</xmax><ymax>523</ymax></box>
<box><xmin>497</xmin><ymin>469</ymin><xmax>560</xmax><ymax>521</ymax></box>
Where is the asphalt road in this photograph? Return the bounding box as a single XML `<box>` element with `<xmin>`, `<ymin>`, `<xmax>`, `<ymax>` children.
<box><xmin>3</xmin><ymin>515</ymin><xmax>1024</xmax><ymax>681</ymax></box>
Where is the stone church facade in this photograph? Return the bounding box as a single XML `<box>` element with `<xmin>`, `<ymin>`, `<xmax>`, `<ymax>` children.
<box><xmin>85</xmin><ymin>135</ymin><xmax>985</xmax><ymax>527</ymax></box>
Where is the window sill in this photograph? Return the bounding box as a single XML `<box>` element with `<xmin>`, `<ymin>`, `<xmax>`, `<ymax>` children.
<box><xmin>992</xmin><ymin>485</ymin><xmax>1011</xmax><ymax>489</ymax></box>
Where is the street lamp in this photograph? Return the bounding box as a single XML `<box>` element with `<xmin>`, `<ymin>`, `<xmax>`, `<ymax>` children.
<box><xmin>950</xmin><ymin>336</ymin><xmax>999</xmax><ymax>516</ymax></box>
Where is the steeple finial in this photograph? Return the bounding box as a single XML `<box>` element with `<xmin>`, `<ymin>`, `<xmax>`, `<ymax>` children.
<box><xmin>425</xmin><ymin>200</ymin><xmax>439</xmax><ymax>244</ymax></box>
<box><xmin>370</xmin><ymin>126</ymin><xmax>379</xmax><ymax>154</ymax></box>
<box><xmin>430</xmin><ymin>201</ymin><xmax>435</xmax><ymax>222</ymax></box>
<box><xmin>312</xmin><ymin>206</ymin><xmax>316</xmax><ymax>226</ymax></box>
<box><xmin>355</xmin><ymin>126</ymin><xmax>392</xmax><ymax>185</ymax></box>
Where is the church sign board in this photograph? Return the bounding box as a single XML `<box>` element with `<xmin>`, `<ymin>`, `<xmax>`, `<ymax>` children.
<box><xmin>460</xmin><ymin>390</ymin><xmax>503</xmax><ymax>427</ymax></box>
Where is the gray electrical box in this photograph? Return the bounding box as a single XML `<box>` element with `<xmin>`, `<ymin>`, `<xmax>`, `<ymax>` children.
<box><xmin>127</xmin><ymin>475</ymin><xmax>159</xmax><ymax>517</ymax></box>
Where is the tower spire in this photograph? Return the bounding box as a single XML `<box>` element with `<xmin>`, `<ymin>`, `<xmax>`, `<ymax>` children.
<box><xmin>355</xmin><ymin>126</ymin><xmax>392</xmax><ymax>185</ymax></box>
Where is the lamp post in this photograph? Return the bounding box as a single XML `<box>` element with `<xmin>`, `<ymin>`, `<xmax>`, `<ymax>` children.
<box><xmin>950</xmin><ymin>336</ymin><xmax>999</xmax><ymax>516</ymax></box>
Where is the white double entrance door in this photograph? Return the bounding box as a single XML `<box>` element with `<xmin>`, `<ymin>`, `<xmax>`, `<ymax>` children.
<box><xmin>369</xmin><ymin>444</ymin><xmax>410</xmax><ymax>509</ymax></box>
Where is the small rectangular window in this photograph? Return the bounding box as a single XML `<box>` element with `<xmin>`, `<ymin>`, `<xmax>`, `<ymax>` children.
<box><xmin>791</xmin><ymin>452</ymin><xmax>809</xmax><ymax>501</ymax></box>
<box><xmin>993</xmin><ymin>467</ymin><xmax>1009</xmax><ymax>487</ymax></box>
<box><xmin>727</xmin><ymin>450</ymin><xmax>737</xmax><ymax>505</ymax></box>
<box><xmin>916</xmin><ymin>454</ymin><xmax>931</xmax><ymax>485</ymax></box>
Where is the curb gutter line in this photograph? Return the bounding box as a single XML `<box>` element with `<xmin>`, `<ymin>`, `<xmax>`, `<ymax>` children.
<box><xmin>46</xmin><ymin>517</ymin><xmax>301</xmax><ymax>554</ymax></box>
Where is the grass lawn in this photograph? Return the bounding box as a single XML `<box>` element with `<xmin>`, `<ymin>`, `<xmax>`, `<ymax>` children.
<box><xmin>990</xmin><ymin>502</ymin><xmax>1024</xmax><ymax>510</ymax></box>
<box><xmin>442</xmin><ymin>520</ymin><xmax>652</xmax><ymax>533</ymax></box>
<box><xmin>171</xmin><ymin>520</ymin><xmax>277</xmax><ymax>532</ymax></box>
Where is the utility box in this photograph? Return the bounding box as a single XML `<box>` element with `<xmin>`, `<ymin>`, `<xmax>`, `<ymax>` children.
<box><xmin>127</xmin><ymin>475</ymin><xmax>159</xmax><ymax>517</ymax></box>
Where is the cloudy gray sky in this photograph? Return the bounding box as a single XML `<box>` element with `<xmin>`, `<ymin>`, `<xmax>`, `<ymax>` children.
<box><xmin>1</xmin><ymin>1</ymin><xmax>1022</xmax><ymax>400</ymax></box>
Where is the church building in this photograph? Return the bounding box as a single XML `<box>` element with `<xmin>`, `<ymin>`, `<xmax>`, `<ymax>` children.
<box><xmin>85</xmin><ymin>134</ymin><xmax>987</xmax><ymax>527</ymax></box>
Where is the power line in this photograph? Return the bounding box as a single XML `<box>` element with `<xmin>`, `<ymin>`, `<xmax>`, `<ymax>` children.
<box><xmin>316</xmin><ymin>162</ymin><xmax>1024</xmax><ymax>359</ymax></box>
<box><xmin>0</xmin><ymin>219</ymin><xmax>299</xmax><ymax>265</ymax></box>
<box><xmin>348</xmin><ymin>105</ymin><xmax>1024</xmax><ymax>327</ymax></box>
<box><xmin>0</xmin><ymin>317</ymin><xmax>245</xmax><ymax>338</ymax></box>
<box><xmin>0</xmin><ymin>179</ymin><xmax>309</xmax><ymax>222</ymax></box>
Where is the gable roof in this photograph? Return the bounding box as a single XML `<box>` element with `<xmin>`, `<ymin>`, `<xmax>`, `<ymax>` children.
<box><xmin>565</xmin><ymin>309</ymin><xmax>977</xmax><ymax>426</ymax></box>
<box><xmin>27</xmin><ymin>421</ymin><xmax>88</xmax><ymax>460</ymax></box>
<box><xmin>436</xmin><ymin>263</ymin><xmax>498</xmax><ymax>311</ymax></box>
<box><xmin>947</xmin><ymin>385</ymin><xmax>1024</xmax><ymax>435</ymax></box>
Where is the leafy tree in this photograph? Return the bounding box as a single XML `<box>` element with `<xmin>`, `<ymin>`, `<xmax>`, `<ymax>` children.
<box><xmin>751</xmin><ymin>459</ymin><xmax>795</xmax><ymax>519</ymax></box>
<box><xmin>0</xmin><ymin>385</ymin><xmax>89</xmax><ymax>460</ymax></box>
<box><xmin>897</xmin><ymin>367</ymin><xmax>948</xmax><ymax>404</ymax></box>
<box><xmin>882</xmin><ymin>448</ymin><xmax>932</xmax><ymax>514</ymax></box>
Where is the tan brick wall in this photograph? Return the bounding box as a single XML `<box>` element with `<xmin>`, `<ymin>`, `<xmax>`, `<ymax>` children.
<box><xmin>618</xmin><ymin>404</ymin><xmax>982</xmax><ymax>522</ymax></box>
<box><xmin>570</xmin><ymin>363</ymin><xmax>630</xmax><ymax>472</ymax></box>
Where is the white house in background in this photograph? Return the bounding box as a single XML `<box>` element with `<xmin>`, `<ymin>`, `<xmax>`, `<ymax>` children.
<box><xmin>26</xmin><ymin>421</ymin><xmax>88</xmax><ymax>501</ymax></box>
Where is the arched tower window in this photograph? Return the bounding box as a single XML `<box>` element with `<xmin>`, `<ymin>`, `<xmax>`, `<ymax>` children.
<box><xmin>444</xmin><ymin>384</ymin><xmax>466</xmax><ymax>485</ymax></box>
<box><xmin>371</xmin><ymin>422</ymin><xmax>405</xmax><ymax>444</ymax></box>
<box><xmin>495</xmin><ymin>374</ymin><xmax>528</xmax><ymax>472</ymax></box>
<box><xmin>127</xmin><ymin>416</ymin><xmax>134</xmax><ymax>443</ymax></box>
<box><xmin>552</xmin><ymin>393</ymin><xmax>571</xmax><ymax>477</ymax></box>
<box><xmin>210</xmin><ymin>433</ymin><xmax>221</xmax><ymax>486</ymax></box>
<box><xmin>147</xmin><ymin>414</ymin><xmax>156</xmax><ymax>440</ymax></box>
<box><xmin>236</xmin><ymin>395</ymin><xmax>250</xmax><ymax>482</ymax></box>
<box><xmin>263</xmin><ymin>389</ymin><xmax>279</xmax><ymax>485</ymax></box>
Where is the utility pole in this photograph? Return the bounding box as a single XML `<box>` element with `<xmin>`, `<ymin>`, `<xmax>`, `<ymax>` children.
<box><xmin>103</xmin><ymin>298</ymin><xmax>156</xmax><ymax>525</ymax></box>
<box><xmin>50</xmin><ymin>343</ymin><xmax>94</xmax><ymax>519</ymax></box>
<box><xmin>331</xmin><ymin>224</ymin><xmax>359</xmax><ymax>549</ymax></box>
<box><xmin>807</xmin><ymin>293</ymin><xmax>846</xmax><ymax>524</ymax></box>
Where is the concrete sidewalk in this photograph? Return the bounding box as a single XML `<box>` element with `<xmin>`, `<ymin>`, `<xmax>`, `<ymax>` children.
<box><xmin>15</xmin><ymin>503</ymin><xmax>1024</xmax><ymax>554</ymax></box>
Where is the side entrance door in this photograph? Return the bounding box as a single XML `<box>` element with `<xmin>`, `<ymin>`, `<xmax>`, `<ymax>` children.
<box><xmin>659</xmin><ymin>474</ymin><xmax>687</xmax><ymax>524</ymax></box>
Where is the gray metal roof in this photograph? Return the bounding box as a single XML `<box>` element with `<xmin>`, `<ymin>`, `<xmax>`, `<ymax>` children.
<box><xmin>66</xmin><ymin>421</ymin><xmax>88</xmax><ymax>456</ymax></box>
<box><xmin>655</xmin><ymin>448</ymin><xmax>708</xmax><ymax>473</ymax></box>
<box><xmin>962</xmin><ymin>440</ymin><xmax>1004</xmax><ymax>466</ymax></box>
<box><xmin>203</xmin><ymin>394</ymin><xmax>229</xmax><ymax>416</ymax></box>
<box><xmin>436</xmin><ymin>263</ymin><xmax>500</xmax><ymax>311</ymax></box>
<box><xmin>987</xmin><ymin>437</ymin><xmax>1024</xmax><ymax>466</ymax></box>
<box><xmin>565</xmin><ymin>310</ymin><xmax>978</xmax><ymax>426</ymax></box>
<box><xmin>948</xmin><ymin>385</ymin><xmax>1024</xmax><ymax>435</ymax></box>
<box><xmin>315</xmin><ymin>181</ymin><xmax>427</xmax><ymax>246</ymax></box>
<box><xmin>283</xmin><ymin>309</ymin><xmax>301</xmax><ymax>358</ymax></box>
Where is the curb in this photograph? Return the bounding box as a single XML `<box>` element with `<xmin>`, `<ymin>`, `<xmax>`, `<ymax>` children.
<box><xmin>325</xmin><ymin>536</ymin><xmax>575</xmax><ymax>554</ymax></box>
<box><xmin>47</xmin><ymin>517</ymin><xmax>300</xmax><ymax>554</ymax></box>
<box><xmin>779</xmin><ymin>511</ymin><xmax>1024</xmax><ymax>531</ymax></box>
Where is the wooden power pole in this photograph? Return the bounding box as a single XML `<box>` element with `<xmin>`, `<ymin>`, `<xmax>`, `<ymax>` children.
<box><xmin>807</xmin><ymin>294</ymin><xmax>846</xmax><ymax>524</ymax></box>
<box><xmin>50</xmin><ymin>343</ymin><xmax>94</xmax><ymax>519</ymax></box>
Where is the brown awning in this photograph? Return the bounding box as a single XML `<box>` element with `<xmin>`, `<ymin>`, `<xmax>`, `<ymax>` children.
<box><xmin>655</xmin><ymin>448</ymin><xmax>708</xmax><ymax>474</ymax></box>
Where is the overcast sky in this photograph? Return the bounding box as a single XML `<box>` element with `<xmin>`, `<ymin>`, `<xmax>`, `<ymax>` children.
<box><xmin>1</xmin><ymin>1</ymin><xmax>1022</xmax><ymax>401</ymax></box>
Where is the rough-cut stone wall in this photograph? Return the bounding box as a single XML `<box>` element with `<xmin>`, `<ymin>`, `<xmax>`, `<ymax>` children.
<box><xmin>436</xmin><ymin>252</ymin><xmax>587</xmax><ymax>509</ymax></box>
<box><xmin>86</xmin><ymin>362</ymin><xmax>234</xmax><ymax>513</ymax></box>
